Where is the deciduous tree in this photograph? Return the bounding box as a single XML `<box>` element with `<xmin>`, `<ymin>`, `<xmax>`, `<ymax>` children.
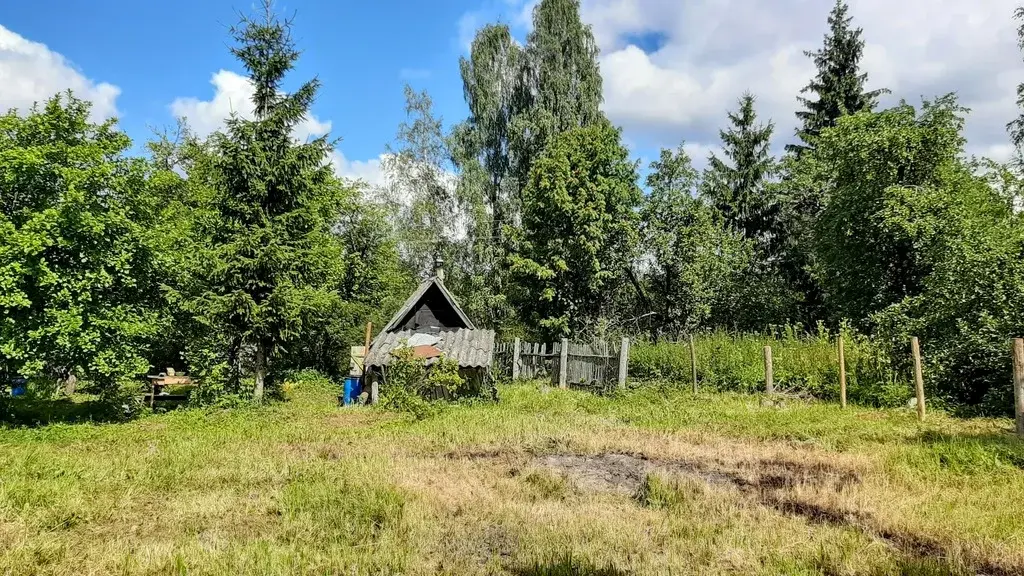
<box><xmin>0</xmin><ymin>93</ymin><xmax>163</xmax><ymax>394</ymax></box>
<box><xmin>509</xmin><ymin>123</ymin><xmax>641</xmax><ymax>337</ymax></box>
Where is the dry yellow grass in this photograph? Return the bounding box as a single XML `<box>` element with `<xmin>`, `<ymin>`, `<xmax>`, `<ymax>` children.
<box><xmin>1</xmin><ymin>380</ymin><xmax>1022</xmax><ymax>575</ymax></box>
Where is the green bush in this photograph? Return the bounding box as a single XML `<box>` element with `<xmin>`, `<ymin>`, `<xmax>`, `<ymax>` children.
<box><xmin>629</xmin><ymin>326</ymin><xmax>911</xmax><ymax>407</ymax></box>
<box><xmin>380</xmin><ymin>347</ymin><xmax>470</xmax><ymax>419</ymax></box>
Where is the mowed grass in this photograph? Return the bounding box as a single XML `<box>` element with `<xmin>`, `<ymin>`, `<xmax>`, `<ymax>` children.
<box><xmin>1</xmin><ymin>381</ymin><xmax>1023</xmax><ymax>575</ymax></box>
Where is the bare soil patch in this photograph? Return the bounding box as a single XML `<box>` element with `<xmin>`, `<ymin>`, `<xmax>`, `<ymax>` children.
<box><xmin>533</xmin><ymin>451</ymin><xmax>859</xmax><ymax>495</ymax></box>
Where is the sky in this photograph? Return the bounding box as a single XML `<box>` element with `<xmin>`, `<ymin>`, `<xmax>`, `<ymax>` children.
<box><xmin>1</xmin><ymin>0</ymin><xmax>1021</xmax><ymax>188</ymax></box>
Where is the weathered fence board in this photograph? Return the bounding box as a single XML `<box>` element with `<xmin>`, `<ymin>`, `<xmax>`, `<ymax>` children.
<box><xmin>498</xmin><ymin>338</ymin><xmax>624</xmax><ymax>391</ymax></box>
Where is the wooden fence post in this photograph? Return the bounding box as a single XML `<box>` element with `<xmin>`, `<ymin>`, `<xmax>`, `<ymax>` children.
<box><xmin>838</xmin><ymin>335</ymin><xmax>847</xmax><ymax>409</ymax></box>
<box><xmin>364</xmin><ymin>322</ymin><xmax>377</xmax><ymax>405</ymax></box>
<box><xmin>617</xmin><ymin>337</ymin><xmax>629</xmax><ymax>389</ymax></box>
<box><xmin>764</xmin><ymin>345</ymin><xmax>774</xmax><ymax>394</ymax></box>
<box><xmin>559</xmin><ymin>338</ymin><xmax>568</xmax><ymax>389</ymax></box>
<box><xmin>1012</xmin><ymin>338</ymin><xmax>1024</xmax><ymax>437</ymax></box>
<box><xmin>912</xmin><ymin>337</ymin><xmax>925</xmax><ymax>421</ymax></box>
<box><xmin>689</xmin><ymin>335</ymin><xmax>698</xmax><ymax>394</ymax></box>
<box><xmin>512</xmin><ymin>338</ymin><xmax>521</xmax><ymax>381</ymax></box>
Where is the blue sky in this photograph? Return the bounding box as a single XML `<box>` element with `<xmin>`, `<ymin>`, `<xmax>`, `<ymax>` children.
<box><xmin>0</xmin><ymin>0</ymin><xmax>504</xmax><ymax>172</ymax></box>
<box><xmin>1</xmin><ymin>0</ymin><xmax>1020</xmax><ymax>186</ymax></box>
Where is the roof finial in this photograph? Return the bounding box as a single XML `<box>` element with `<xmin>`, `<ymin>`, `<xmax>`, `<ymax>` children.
<box><xmin>433</xmin><ymin>256</ymin><xmax>445</xmax><ymax>283</ymax></box>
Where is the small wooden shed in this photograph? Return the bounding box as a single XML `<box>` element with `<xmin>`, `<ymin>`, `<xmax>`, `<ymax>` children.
<box><xmin>364</xmin><ymin>276</ymin><xmax>495</xmax><ymax>400</ymax></box>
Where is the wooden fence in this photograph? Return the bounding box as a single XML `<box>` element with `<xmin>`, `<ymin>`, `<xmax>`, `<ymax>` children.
<box><xmin>497</xmin><ymin>334</ymin><xmax>1024</xmax><ymax>437</ymax></box>
<box><xmin>495</xmin><ymin>337</ymin><xmax>630</xmax><ymax>390</ymax></box>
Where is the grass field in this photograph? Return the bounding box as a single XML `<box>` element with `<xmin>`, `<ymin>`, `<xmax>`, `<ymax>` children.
<box><xmin>2</xmin><ymin>380</ymin><xmax>1023</xmax><ymax>575</ymax></box>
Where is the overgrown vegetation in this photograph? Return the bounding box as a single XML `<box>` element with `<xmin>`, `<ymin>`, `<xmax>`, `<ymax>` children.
<box><xmin>379</xmin><ymin>347</ymin><xmax>472</xmax><ymax>419</ymax></box>
<box><xmin>630</xmin><ymin>327</ymin><xmax>910</xmax><ymax>407</ymax></box>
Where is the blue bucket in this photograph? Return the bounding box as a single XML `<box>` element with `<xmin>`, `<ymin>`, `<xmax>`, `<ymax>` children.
<box><xmin>343</xmin><ymin>376</ymin><xmax>363</xmax><ymax>406</ymax></box>
<box><xmin>10</xmin><ymin>377</ymin><xmax>26</xmax><ymax>397</ymax></box>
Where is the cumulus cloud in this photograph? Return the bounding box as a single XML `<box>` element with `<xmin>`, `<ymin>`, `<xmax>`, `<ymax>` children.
<box><xmin>331</xmin><ymin>152</ymin><xmax>388</xmax><ymax>188</ymax></box>
<box><xmin>170</xmin><ymin>70</ymin><xmax>332</xmax><ymax>141</ymax></box>
<box><xmin>583</xmin><ymin>0</ymin><xmax>1023</xmax><ymax>161</ymax></box>
<box><xmin>459</xmin><ymin>0</ymin><xmax>1022</xmax><ymax>161</ymax></box>
<box><xmin>170</xmin><ymin>69</ymin><xmax>384</xmax><ymax>184</ymax></box>
<box><xmin>0</xmin><ymin>24</ymin><xmax>120</xmax><ymax>122</ymax></box>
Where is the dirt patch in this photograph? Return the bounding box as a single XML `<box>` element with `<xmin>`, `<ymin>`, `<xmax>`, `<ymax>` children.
<box><xmin>761</xmin><ymin>494</ymin><xmax>1022</xmax><ymax>576</ymax></box>
<box><xmin>532</xmin><ymin>452</ymin><xmax>859</xmax><ymax>495</ymax></box>
<box><xmin>535</xmin><ymin>453</ymin><xmax>649</xmax><ymax>494</ymax></box>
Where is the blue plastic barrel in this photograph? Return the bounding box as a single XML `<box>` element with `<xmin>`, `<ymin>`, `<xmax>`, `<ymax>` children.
<box><xmin>343</xmin><ymin>376</ymin><xmax>363</xmax><ymax>405</ymax></box>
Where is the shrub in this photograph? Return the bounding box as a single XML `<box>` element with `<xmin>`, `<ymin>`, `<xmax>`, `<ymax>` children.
<box><xmin>379</xmin><ymin>347</ymin><xmax>469</xmax><ymax>419</ymax></box>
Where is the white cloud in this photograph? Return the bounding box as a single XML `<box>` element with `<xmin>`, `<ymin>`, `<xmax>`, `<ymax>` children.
<box><xmin>0</xmin><ymin>24</ymin><xmax>120</xmax><ymax>122</ymax></box>
<box><xmin>170</xmin><ymin>70</ymin><xmax>332</xmax><ymax>141</ymax></box>
<box><xmin>331</xmin><ymin>151</ymin><xmax>387</xmax><ymax>188</ymax></box>
<box><xmin>583</xmin><ymin>0</ymin><xmax>1022</xmax><ymax>160</ymax></box>
<box><xmin>170</xmin><ymin>69</ymin><xmax>383</xmax><ymax>182</ymax></box>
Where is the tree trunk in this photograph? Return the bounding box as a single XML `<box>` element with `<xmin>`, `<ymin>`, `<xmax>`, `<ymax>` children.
<box><xmin>63</xmin><ymin>372</ymin><xmax>78</xmax><ymax>396</ymax></box>
<box><xmin>253</xmin><ymin>343</ymin><xmax>267</xmax><ymax>402</ymax></box>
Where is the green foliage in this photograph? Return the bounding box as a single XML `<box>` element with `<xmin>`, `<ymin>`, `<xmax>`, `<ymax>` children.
<box><xmin>382</xmin><ymin>86</ymin><xmax>457</xmax><ymax>278</ymax></box>
<box><xmin>807</xmin><ymin>94</ymin><xmax>1024</xmax><ymax>413</ymax></box>
<box><xmin>510</xmin><ymin>123</ymin><xmax>642</xmax><ymax>338</ymax></box>
<box><xmin>513</xmin><ymin>0</ymin><xmax>605</xmax><ymax>191</ymax></box>
<box><xmin>810</xmin><ymin>96</ymin><xmax>973</xmax><ymax>324</ymax></box>
<box><xmin>451</xmin><ymin>0</ymin><xmax>606</xmax><ymax>333</ymax></box>
<box><xmin>192</xmin><ymin>4</ymin><xmax>363</xmax><ymax>401</ymax></box>
<box><xmin>629</xmin><ymin>327</ymin><xmax>909</xmax><ymax>406</ymax></box>
<box><xmin>448</xmin><ymin>25</ymin><xmax>526</xmax><ymax>331</ymax></box>
<box><xmin>639</xmin><ymin>145</ymin><xmax>751</xmax><ymax>336</ymax></box>
<box><xmin>1008</xmin><ymin>6</ymin><xmax>1024</xmax><ymax>158</ymax></box>
<box><xmin>380</xmin><ymin>348</ymin><xmax>469</xmax><ymax>419</ymax></box>
<box><xmin>0</xmin><ymin>93</ymin><xmax>163</xmax><ymax>394</ymax></box>
<box><xmin>703</xmin><ymin>93</ymin><xmax>779</xmax><ymax>249</ymax></box>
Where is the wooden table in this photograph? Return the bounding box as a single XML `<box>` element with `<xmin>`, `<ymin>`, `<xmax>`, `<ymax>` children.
<box><xmin>145</xmin><ymin>375</ymin><xmax>193</xmax><ymax>407</ymax></box>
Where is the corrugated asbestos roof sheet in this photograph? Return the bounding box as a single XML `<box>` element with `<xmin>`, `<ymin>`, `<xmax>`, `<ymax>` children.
<box><xmin>365</xmin><ymin>329</ymin><xmax>495</xmax><ymax>369</ymax></box>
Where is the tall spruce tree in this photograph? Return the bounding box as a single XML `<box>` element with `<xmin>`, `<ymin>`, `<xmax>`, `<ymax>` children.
<box><xmin>202</xmin><ymin>3</ymin><xmax>337</xmax><ymax>401</ymax></box>
<box><xmin>704</xmin><ymin>93</ymin><xmax>779</xmax><ymax>252</ymax></box>
<box><xmin>787</xmin><ymin>0</ymin><xmax>887</xmax><ymax>156</ymax></box>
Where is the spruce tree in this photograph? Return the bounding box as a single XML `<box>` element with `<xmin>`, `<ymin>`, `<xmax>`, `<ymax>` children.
<box><xmin>704</xmin><ymin>93</ymin><xmax>778</xmax><ymax>251</ymax></box>
<box><xmin>787</xmin><ymin>0</ymin><xmax>887</xmax><ymax>156</ymax></box>
<box><xmin>202</xmin><ymin>2</ymin><xmax>336</xmax><ymax>401</ymax></box>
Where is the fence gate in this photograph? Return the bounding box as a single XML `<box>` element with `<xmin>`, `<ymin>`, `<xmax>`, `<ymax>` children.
<box><xmin>563</xmin><ymin>340</ymin><xmax>618</xmax><ymax>391</ymax></box>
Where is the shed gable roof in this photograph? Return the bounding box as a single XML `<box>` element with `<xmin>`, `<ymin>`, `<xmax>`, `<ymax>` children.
<box><xmin>381</xmin><ymin>277</ymin><xmax>476</xmax><ymax>333</ymax></box>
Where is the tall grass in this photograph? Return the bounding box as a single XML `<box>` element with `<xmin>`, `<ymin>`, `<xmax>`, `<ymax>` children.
<box><xmin>629</xmin><ymin>326</ymin><xmax>912</xmax><ymax>407</ymax></box>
